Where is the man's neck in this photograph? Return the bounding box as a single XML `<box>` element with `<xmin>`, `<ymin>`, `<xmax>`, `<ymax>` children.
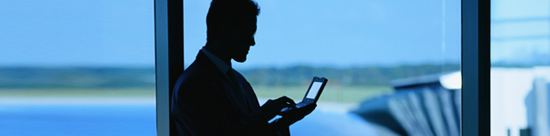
<box><xmin>204</xmin><ymin>41</ymin><xmax>231</xmax><ymax>66</ymax></box>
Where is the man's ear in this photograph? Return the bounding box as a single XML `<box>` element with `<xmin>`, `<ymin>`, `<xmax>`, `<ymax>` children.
<box><xmin>218</xmin><ymin>23</ymin><xmax>240</xmax><ymax>46</ymax></box>
<box><xmin>214</xmin><ymin>23</ymin><xmax>235</xmax><ymax>50</ymax></box>
<box><xmin>218</xmin><ymin>23</ymin><xmax>233</xmax><ymax>38</ymax></box>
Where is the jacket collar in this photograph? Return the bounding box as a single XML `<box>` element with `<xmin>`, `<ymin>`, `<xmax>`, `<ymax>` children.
<box><xmin>200</xmin><ymin>47</ymin><xmax>230</xmax><ymax>74</ymax></box>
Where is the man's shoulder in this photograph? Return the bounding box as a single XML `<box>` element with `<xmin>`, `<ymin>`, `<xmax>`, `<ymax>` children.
<box><xmin>180</xmin><ymin>63</ymin><xmax>216</xmax><ymax>83</ymax></box>
<box><xmin>174</xmin><ymin>53</ymin><xmax>228</xmax><ymax>91</ymax></box>
<box><xmin>173</xmin><ymin>64</ymin><xmax>220</xmax><ymax>98</ymax></box>
<box><xmin>179</xmin><ymin>58</ymin><xmax>230</xmax><ymax>86</ymax></box>
<box><xmin>182</xmin><ymin>51</ymin><xmax>221</xmax><ymax>77</ymax></box>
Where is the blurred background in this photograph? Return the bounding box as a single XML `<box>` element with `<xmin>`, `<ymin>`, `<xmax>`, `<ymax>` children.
<box><xmin>11</xmin><ymin>0</ymin><xmax>544</xmax><ymax>136</ymax></box>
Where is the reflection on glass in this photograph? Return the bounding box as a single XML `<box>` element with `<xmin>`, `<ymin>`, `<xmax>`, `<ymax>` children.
<box><xmin>0</xmin><ymin>1</ymin><xmax>156</xmax><ymax>135</ymax></box>
<box><xmin>491</xmin><ymin>0</ymin><xmax>550</xmax><ymax>136</ymax></box>
<box><xmin>184</xmin><ymin>0</ymin><xmax>460</xmax><ymax>135</ymax></box>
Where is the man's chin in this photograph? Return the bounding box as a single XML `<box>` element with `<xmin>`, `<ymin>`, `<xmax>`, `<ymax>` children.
<box><xmin>233</xmin><ymin>57</ymin><xmax>247</xmax><ymax>63</ymax></box>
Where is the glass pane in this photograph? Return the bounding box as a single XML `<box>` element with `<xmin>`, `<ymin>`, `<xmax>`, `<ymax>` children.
<box><xmin>0</xmin><ymin>1</ymin><xmax>156</xmax><ymax>135</ymax></box>
<box><xmin>184</xmin><ymin>0</ymin><xmax>461</xmax><ymax>135</ymax></box>
<box><xmin>491</xmin><ymin>0</ymin><xmax>550</xmax><ymax>136</ymax></box>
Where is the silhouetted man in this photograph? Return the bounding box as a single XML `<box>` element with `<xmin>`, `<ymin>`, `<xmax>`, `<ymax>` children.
<box><xmin>170</xmin><ymin>0</ymin><xmax>316</xmax><ymax>135</ymax></box>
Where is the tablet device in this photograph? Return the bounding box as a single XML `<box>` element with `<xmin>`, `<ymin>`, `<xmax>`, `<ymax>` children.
<box><xmin>281</xmin><ymin>76</ymin><xmax>328</xmax><ymax>112</ymax></box>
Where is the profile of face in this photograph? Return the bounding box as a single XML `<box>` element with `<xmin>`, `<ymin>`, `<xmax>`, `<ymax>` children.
<box><xmin>221</xmin><ymin>17</ymin><xmax>257</xmax><ymax>63</ymax></box>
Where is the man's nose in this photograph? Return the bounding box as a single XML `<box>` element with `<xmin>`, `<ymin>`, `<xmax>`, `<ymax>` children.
<box><xmin>250</xmin><ymin>37</ymin><xmax>255</xmax><ymax>46</ymax></box>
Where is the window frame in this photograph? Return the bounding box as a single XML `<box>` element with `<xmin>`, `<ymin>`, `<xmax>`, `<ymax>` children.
<box><xmin>154</xmin><ymin>0</ymin><xmax>182</xmax><ymax>136</ymax></box>
<box><xmin>462</xmin><ymin>0</ymin><xmax>490</xmax><ymax>135</ymax></box>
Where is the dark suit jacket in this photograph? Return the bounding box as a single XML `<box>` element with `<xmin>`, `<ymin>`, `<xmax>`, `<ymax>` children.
<box><xmin>171</xmin><ymin>51</ymin><xmax>278</xmax><ymax>136</ymax></box>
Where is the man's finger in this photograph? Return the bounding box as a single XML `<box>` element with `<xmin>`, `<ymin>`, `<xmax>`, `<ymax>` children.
<box><xmin>281</xmin><ymin>103</ymin><xmax>316</xmax><ymax>116</ymax></box>
<box><xmin>275</xmin><ymin>96</ymin><xmax>296</xmax><ymax>105</ymax></box>
<box><xmin>286</xmin><ymin>100</ymin><xmax>296</xmax><ymax>106</ymax></box>
<box><xmin>276</xmin><ymin>96</ymin><xmax>291</xmax><ymax>101</ymax></box>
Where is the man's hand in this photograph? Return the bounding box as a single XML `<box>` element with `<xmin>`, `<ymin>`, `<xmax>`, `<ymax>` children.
<box><xmin>259</xmin><ymin>96</ymin><xmax>296</xmax><ymax>120</ymax></box>
<box><xmin>275</xmin><ymin>103</ymin><xmax>316</xmax><ymax>127</ymax></box>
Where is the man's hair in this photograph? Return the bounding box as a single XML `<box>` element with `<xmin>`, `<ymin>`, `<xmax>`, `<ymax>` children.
<box><xmin>206</xmin><ymin>0</ymin><xmax>260</xmax><ymax>41</ymax></box>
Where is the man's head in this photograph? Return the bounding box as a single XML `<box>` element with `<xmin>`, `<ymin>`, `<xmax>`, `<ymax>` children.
<box><xmin>206</xmin><ymin>0</ymin><xmax>260</xmax><ymax>63</ymax></box>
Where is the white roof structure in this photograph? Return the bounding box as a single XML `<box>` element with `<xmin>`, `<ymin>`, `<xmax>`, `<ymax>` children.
<box><xmin>390</xmin><ymin>71</ymin><xmax>461</xmax><ymax>90</ymax></box>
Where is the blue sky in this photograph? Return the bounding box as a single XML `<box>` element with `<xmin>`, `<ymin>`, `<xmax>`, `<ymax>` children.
<box><xmin>0</xmin><ymin>0</ymin><xmax>462</xmax><ymax>68</ymax></box>
<box><xmin>0</xmin><ymin>0</ymin><xmax>155</xmax><ymax>67</ymax></box>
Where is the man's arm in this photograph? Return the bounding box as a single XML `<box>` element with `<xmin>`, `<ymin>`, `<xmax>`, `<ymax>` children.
<box><xmin>172</xmin><ymin>76</ymin><xmax>285</xmax><ymax>136</ymax></box>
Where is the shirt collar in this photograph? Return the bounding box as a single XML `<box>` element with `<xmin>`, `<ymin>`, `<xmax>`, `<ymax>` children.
<box><xmin>201</xmin><ymin>47</ymin><xmax>231</xmax><ymax>74</ymax></box>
